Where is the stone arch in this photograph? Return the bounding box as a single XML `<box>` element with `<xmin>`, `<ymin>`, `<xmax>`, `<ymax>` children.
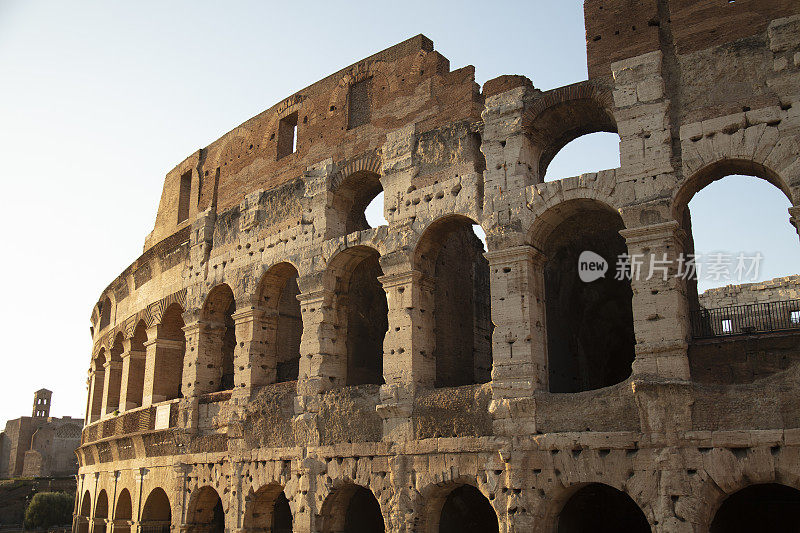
<box><xmin>89</xmin><ymin>348</ymin><xmax>107</xmax><ymax>423</ymax></box>
<box><xmin>672</xmin><ymin>158</ymin><xmax>793</xmax><ymax>222</ymax></box>
<box><xmin>418</xmin><ymin>481</ymin><xmax>499</xmax><ymax>533</ymax></box>
<box><xmin>150</xmin><ymin>302</ymin><xmax>186</xmax><ymax>402</ymax></box>
<box><xmin>187</xmin><ymin>486</ymin><xmax>224</xmax><ymax>533</ymax></box>
<box><xmin>672</xmin><ymin>158</ymin><xmax>799</xmax><ymax>348</ymax></box>
<box><xmin>324</xmin><ymin>245</ymin><xmax>388</xmax><ymax>386</ymax></box>
<box><xmin>201</xmin><ymin>284</ymin><xmax>237</xmax><ymax>392</ymax></box>
<box><xmin>98</xmin><ymin>296</ymin><xmax>112</xmax><ymax>331</ymax></box>
<box><xmin>330</xmin><ymin>159</ymin><xmax>385</xmax><ymax>235</ymax></box>
<box><xmin>104</xmin><ymin>332</ymin><xmax>124</xmax><ymax>415</ymax></box>
<box><xmin>525</xmin><ymin>82</ymin><xmax>617</xmax><ymax>181</ymax></box>
<box><xmin>122</xmin><ymin>320</ymin><xmax>148</xmax><ymax>410</ymax></box>
<box><xmin>141</xmin><ymin>487</ymin><xmax>172</xmax><ymax>533</ymax></box>
<box><xmin>553</xmin><ymin>482</ymin><xmax>650</xmax><ymax>533</ymax></box>
<box><xmin>94</xmin><ymin>489</ymin><xmax>109</xmax><ymax>533</ymax></box>
<box><xmin>527</xmin><ymin>198</ymin><xmax>635</xmax><ymax>393</ymax></box>
<box><xmin>318</xmin><ymin>482</ymin><xmax>385</xmax><ymax>533</ymax></box>
<box><xmin>113</xmin><ymin>488</ymin><xmax>133</xmax><ymax>533</ymax></box>
<box><xmin>256</xmin><ymin>262</ymin><xmax>303</xmax><ymax>383</ymax></box>
<box><xmin>413</xmin><ymin>214</ymin><xmax>492</xmax><ymax>388</ymax></box>
<box><xmin>77</xmin><ymin>489</ymin><xmax>91</xmax><ymax>533</ymax></box>
<box><xmin>242</xmin><ymin>482</ymin><xmax>292</xmax><ymax>533</ymax></box>
<box><xmin>709</xmin><ymin>482</ymin><xmax>800</xmax><ymax>532</ymax></box>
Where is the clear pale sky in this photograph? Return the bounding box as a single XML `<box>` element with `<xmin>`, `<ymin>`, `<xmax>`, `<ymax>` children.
<box><xmin>1</xmin><ymin>1</ymin><xmax>797</xmax><ymax>425</ymax></box>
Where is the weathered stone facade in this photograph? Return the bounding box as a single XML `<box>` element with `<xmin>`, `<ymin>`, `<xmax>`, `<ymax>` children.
<box><xmin>0</xmin><ymin>389</ymin><xmax>83</xmax><ymax>478</ymax></box>
<box><xmin>75</xmin><ymin>2</ymin><xmax>800</xmax><ymax>532</ymax></box>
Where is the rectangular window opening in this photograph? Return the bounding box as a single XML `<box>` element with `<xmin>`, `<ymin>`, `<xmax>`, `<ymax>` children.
<box><xmin>721</xmin><ymin>318</ymin><xmax>733</xmax><ymax>334</ymax></box>
<box><xmin>790</xmin><ymin>310</ymin><xmax>800</xmax><ymax>324</ymax></box>
<box><xmin>348</xmin><ymin>78</ymin><xmax>371</xmax><ymax>130</ymax></box>
<box><xmin>177</xmin><ymin>170</ymin><xmax>192</xmax><ymax>223</ymax></box>
<box><xmin>278</xmin><ymin>112</ymin><xmax>299</xmax><ymax>159</ymax></box>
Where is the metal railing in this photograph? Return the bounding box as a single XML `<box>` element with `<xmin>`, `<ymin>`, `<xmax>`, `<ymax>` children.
<box><xmin>691</xmin><ymin>299</ymin><xmax>800</xmax><ymax>339</ymax></box>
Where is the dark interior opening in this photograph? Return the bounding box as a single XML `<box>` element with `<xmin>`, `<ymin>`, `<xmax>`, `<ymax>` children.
<box><xmin>343</xmin><ymin>487</ymin><xmax>384</xmax><ymax>532</ymax></box>
<box><xmin>557</xmin><ymin>483</ymin><xmax>650</xmax><ymax>533</ymax></box>
<box><xmin>543</xmin><ymin>208</ymin><xmax>635</xmax><ymax>392</ymax></box>
<box><xmin>710</xmin><ymin>483</ymin><xmax>800</xmax><ymax>533</ymax></box>
<box><xmin>439</xmin><ymin>485</ymin><xmax>498</xmax><ymax>533</ymax></box>
<box><xmin>346</xmin><ymin>252</ymin><xmax>388</xmax><ymax>386</ymax></box>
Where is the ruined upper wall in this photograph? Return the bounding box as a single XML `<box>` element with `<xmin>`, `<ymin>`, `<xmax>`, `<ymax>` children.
<box><xmin>584</xmin><ymin>0</ymin><xmax>800</xmax><ymax>79</ymax></box>
<box><xmin>145</xmin><ymin>35</ymin><xmax>482</xmax><ymax>251</ymax></box>
<box><xmin>699</xmin><ymin>275</ymin><xmax>800</xmax><ymax>309</ymax></box>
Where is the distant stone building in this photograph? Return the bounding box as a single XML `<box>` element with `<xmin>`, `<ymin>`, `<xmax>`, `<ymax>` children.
<box><xmin>0</xmin><ymin>389</ymin><xmax>83</xmax><ymax>478</ymax></box>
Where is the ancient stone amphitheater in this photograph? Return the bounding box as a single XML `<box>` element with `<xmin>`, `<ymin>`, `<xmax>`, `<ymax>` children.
<box><xmin>74</xmin><ymin>2</ymin><xmax>800</xmax><ymax>532</ymax></box>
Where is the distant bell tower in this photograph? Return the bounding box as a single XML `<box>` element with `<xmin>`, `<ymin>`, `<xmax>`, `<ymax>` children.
<box><xmin>32</xmin><ymin>389</ymin><xmax>52</xmax><ymax>419</ymax></box>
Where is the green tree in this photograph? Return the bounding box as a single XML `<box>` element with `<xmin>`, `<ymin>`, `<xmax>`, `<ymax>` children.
<box><xmin>24</xmin><ymin>492</ymin><xmax>74</xmax><ymax>529</ymax></box>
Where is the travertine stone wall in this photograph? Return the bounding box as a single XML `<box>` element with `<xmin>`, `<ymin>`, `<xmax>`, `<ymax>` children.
<box><xmin>77</xmin><ymin>3</ymin><xmax>800</xmax><ymax>532</ymax></box>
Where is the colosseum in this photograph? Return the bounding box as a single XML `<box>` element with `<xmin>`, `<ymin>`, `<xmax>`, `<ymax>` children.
<box><xmin>74</xmin><ymin>1</ymin><xmax>800</xmax><ymax>532</ymax></box>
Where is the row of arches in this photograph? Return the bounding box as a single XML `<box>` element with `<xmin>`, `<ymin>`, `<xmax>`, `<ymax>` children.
<box><xmin>89</xmin><ymin>156</ymin><xmax>800</xmax><ymax>420</ymax></box>
<box><xmin>88</xmin><ymin>304</ymin><xmax>186</xmax><ymax>423</ymax></box>
<box><xmin>75</xmin><ymin>480</ymin><xmax>800</xmax><ymax>532</ymax></box>
<box><xmin>76</xmin><ymin>487</ymin><xmax>170</xmax><ymax>533</ymax></box>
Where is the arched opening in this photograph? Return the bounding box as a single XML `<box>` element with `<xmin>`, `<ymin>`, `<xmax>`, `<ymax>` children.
<box><xmin>99</xmin><ymin>297</ymin><xmax>111</xmax><ymax>330</ymax></box>
<box><xmin>113</xmin><ymin>489</ymin><xmax>132</xmax><ymax>533</ymax></box>
<box><xmin>141</xmin><ymin>487</ymin><xmax>172</xmax><ymax>533</ymax></box>
<box><xmin>557</xmin><ymin>483</ymin><xmax>650</xmax><ymax>533</ymax></box>
<box><xmin>89</xmin><ymin>349</ymin><xmax>107</xmax><ymax>422</ymax></box>
<box><xmin>202</xmin><ymin>285</ymin><xmax>236</xmax><ymax>392</ymax></box>
<box><xmin>533</xmin><ymin>200</ymin><xmax>635</xmax><ymax>392</ymax></box>
<box><xmin>365</xmin><ymin>192</ymin><xmax>388</xmax><ymax>228</ymax></box>
<box><xmin>94</xmin><ymin>490</ymin><xmax>109</xmax><ymax>533</ymax></box>
<box><xmin>257</xmin><ymin>263</ymin><xmax>302</xmax><ymax>383</ymax></box>
<box><xmin>543</xmin><ymin>132</ymin><xmax>620</xmax><ymax>182</ymax></box>
<box><xmin>328</xmin><ymin>246</ymin><xmax>388</xmax><ymax>386</ymax></box>
<box><xmin>105</xmin><ymin>333</ymin><xmax>124</xmax><ymax>415</ymax></box>
<box><xmin>187</xmin><ymin>486</ymin><xmax>224</xmax><ymax>533</ymax></box>
<box><xmin>528</xmin><ymin>94</ymin><xmax>618</xmax><ymax>183</ymax></box>
<box><xmin>122</xmin><ymin>320</ymin><xmax>148</xmax><ymax>410</ymax></box>
<box><xmin>243</xmin><ymin>484</ymin><xmax>292</xmax><ymax>533</ymax></box>
<box><xmin>320</xmin><ymin>484</ymin><xmax>384</xmax><ymax>533</ymax></box>
<box><xmin>676</xmin><ymin>162</ymin><xmax>800</xmax><ymax>383</ymax></box>
<box><xmin>77</xmin><ymin>490</ymin><xmax>91</xmax><ymax>533</ymax></box>
<box><xmin>152</xmin><ymin>303</ymin><xmax>186</xmax><ymax>401</ymax></box>
<box><xmin>415</xmin><ymin>216</ymin><xmax>493</xmax><ymax>388</ymax></box>
<box><xmin>438</xmin><ymin>485</ymin><xmax>498</xmax><ymax>533</ymax></box>
<box><xmin>710</xmin><ymin>483</ymin><xmax>800</xmax><ymax>532</ymax></box>
<box><xmin>334</xmin><ymin>170</ymin><xmax>384</xmax><ymax>234</ymax></box>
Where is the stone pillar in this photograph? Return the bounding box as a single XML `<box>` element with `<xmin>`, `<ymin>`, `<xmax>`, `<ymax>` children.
<box><xmin>143</xmin><ymin>325</ymin><xmax>185</xmax><ymax>406</ymax></box>
<box><xmin>376</xmin><ymin>270</ymin><xmax>436</xmax><ymax>440</ymax></box>
<box><xmin>484</xmin><ymin>246</ymin><xmax>548</xmax><ymax>436</ymax></box>
<box><xmin>296</xmin><ymin>288</ymin><xmax>344</xmax><ymax>396</ymax></box>
<box><xmin>231</xmin><ymin>307</ymin><xmax>272</xmax><ymax>399</ymax></box>
<box><xmin>486</xmin><ymin>246</ymin><xmax>549</xmax><ymax>398</ymax></box>
<box><xmin>101</xmin><ymin>359</ymin><xmax>123</xmax><ymax>417</ymax></box>
<box><xmin>620</xmin><ymin>221</ymin><xmax>691</xmax><ymax>381</ymax></box>
<box><xmin>87</xmin><ymin>367</ymin><xmax>105</xmax><ymax>423</ymax></box>
<box><xmin>118</xmin><ymin>339</ymin><xmax>146</xmax><ymax>412</ymax></box>
<box><xmin>481</xmin><ymin>83</ymin><xmax>537</xmax><ymax>214</ymax></box>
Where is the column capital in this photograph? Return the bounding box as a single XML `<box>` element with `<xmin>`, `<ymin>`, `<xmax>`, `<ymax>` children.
<box><xmin>120</xmin><ymin>348</ymin><xmax>146</xmax><ymax>361</ymax></box>
<box><xmin>619</xmin><ymin>220</ymin><xmax>684</xmax><ymax>246</ymax></box>
<box><xmin>102</xmin><ymin>360</ymin><xmax>123</xmax><ymax>371</ymax></box>
<box><xmin>296</xmin><ymin>288</ymin><xmax>333</xmax><ymax>305</ymax></box>
<box><xmin>377</xmin><ymin>269</ymin><xmax>434</xmax><ymax>291</ymax></box>
<box><xmin>231</xmin><ymin>307</ymin><xmax>269</xmax><ymax>322</ymax></box>
<box><xmin>484</xmin><ymin>245</ymin><xmax>547</xmax><ymax>265</ymax></box>
<box><xmin>143</xmin><ymin>337</ymin><xmax>185</xmax><ymax>350</ymax></box>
